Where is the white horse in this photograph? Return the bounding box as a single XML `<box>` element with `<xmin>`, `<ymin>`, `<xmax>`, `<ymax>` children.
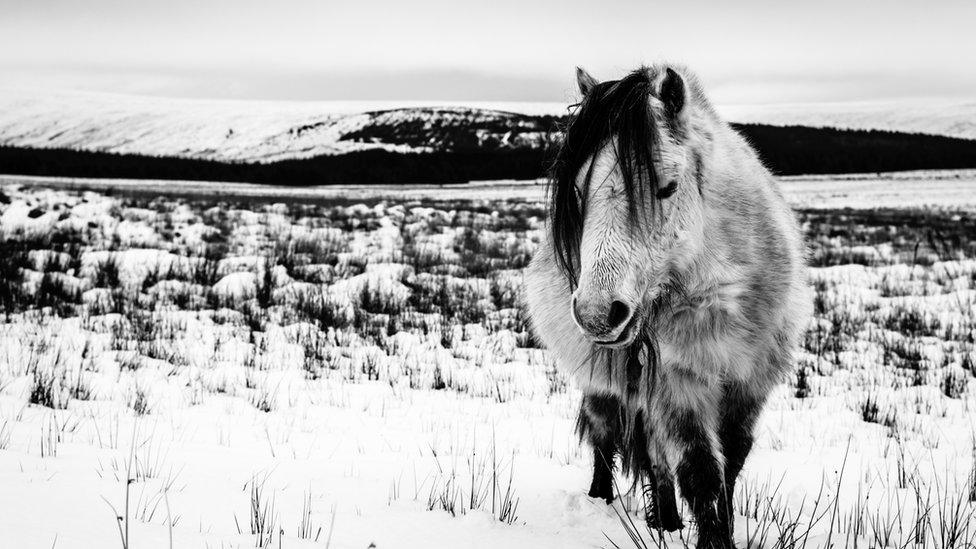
<box><xmin>524</xmin><ymin>64</ymin><xmax>810</xmax><ymax>548</ymax></box>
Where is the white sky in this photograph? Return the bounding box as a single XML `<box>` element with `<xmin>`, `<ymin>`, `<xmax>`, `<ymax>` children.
<box><xmin>1</xmin><ymin>0</ymin><xmax>973</xmax><ymax>104</ymax></box>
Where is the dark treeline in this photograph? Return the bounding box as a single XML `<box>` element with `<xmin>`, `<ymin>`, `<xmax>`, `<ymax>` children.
<box><xmin>0</xmin><ymin>147</ymin><xmax>547</xmax><ymax>186</ymax></box>
<box><xmin>740</xmin><ymin>125</ymin><xmax>976</xmax><ymax>175</ymax></box>
<box><xmin>1</xmin><ymin>124</ymin><xmax>975</xmax><ymax>185</ymax></box>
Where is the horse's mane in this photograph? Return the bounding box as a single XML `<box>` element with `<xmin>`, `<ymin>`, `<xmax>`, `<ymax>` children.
<box><xmin>548</xmin><ymin>67</ymin><xmax>662</xmax><ymax>288</ymax></box>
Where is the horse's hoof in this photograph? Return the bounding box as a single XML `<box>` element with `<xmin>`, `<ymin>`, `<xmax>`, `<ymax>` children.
<box><xmin>645</xmin><ymin>510</ymin><xmax>684</xmax><ymax>532</ymax></box>
<box><xmin>694</xmin><ymin>531</ymin><xmax>734</xmax><ymax>549</ymax></box>
<box><xmin>587</xmin><ymin>486</ymin><xmax>614</xmax><ymax>504</ymax></box>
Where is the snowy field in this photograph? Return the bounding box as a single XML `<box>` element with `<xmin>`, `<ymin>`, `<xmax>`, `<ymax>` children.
<box><xmin>1</xmin><ymin>175</ymin><xmax>975</xmax><ymax>548</ymax></box>
<box><xmin>5</xmin><ymin>169</ymin><xmax>976</xmax><ymax>211</ymax></box>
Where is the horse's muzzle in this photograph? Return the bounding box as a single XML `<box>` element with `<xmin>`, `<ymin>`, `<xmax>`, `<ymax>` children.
<box><xmin>571</xmin><ymin>293</ymin><xmax>639</xmax><ymax>347</ymax></box>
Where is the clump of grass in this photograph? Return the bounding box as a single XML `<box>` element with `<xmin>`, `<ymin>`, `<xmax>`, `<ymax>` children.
<box><xmin>94</xmin><ymin>256</ymin><xmax>123</xmax><ymax>288</ymax></box>
<box><xmin>421</xmin><ymin>437</ymin><xmax>520</xmax><ymax>525</ymax></box>
<box><xmin>0</xmin><ymin>419</ymin><xmax>11</xmax><ymax>450</ymax></box>
<box><xmin>29</xmin><ymin>366</ymin><xmax>66</xmax><ymax>409</ymax></box>
<box><xmin>942</xmin><ymin>367</ymin><xmax>968</xmax><ymax>399</ymax></box>
<box><xmin>859</xmin><ymin>394</ymin><xmax>898</xmax><ymax>431</ymax></box>
<box><xmin>969</xmin><ymin>443</ymin><xmax>976</xmax><ymax>504</ymax></box>
<box><xmin>39</xmin><ymin>413</ymin><xmax>60</xmax><ymax>458</ymax></box>
<box><xmin>0</xmin><ymin>241</ymin><xmax>31</xmax><ymax>316</ymax></box>
<box><xmin>190</xmin><ymin>257</ymin><xmax>222</xmax><ymax>287</ymax></box>
<box><xmin>235</xmin><ymin>475</ymin><xmax>278</xmax><ymax>549</ymax></box>
<box><xmin>27</xmin><ymin>347</ymin><xmax>81</xmax><ymax>410</ymax></box>
<box><xmin>296</xmin><ymin>488</ymin><xmax>336</xmax><ymax>545</ymax></box>
<box><xmin>248</xmin><ymin>379</ymin><xmax>276</xmax><ymax>413</ymax></box>
<box><xmin>256</xmin><ymin>258</ymin><xmax>275</xmax><ymax>309</ymax></box>
<box><xmin>296</xmin><ymin>489</ymin><xmax>318</xmax><ymax>541</ymax></box>
<box><xmin>34</xmin><ymin>272</ymin><xmax>82</xmax><ymax>316</ymax></box>
<box><xmin>128</xmin><ymin>385</ymin><xmax>152</xmax><ymax>416</ymax></box>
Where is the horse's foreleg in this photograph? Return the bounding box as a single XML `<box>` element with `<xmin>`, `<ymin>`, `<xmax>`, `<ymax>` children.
<box><xmin>716</xmin><ymin>384</ymin><xmax>765</xmax><ymax>539</ymax></box>
<box><xmin>588</xmin><ymin>432</ymin><xmax>615</xmax><ymax>502</ymax></box>
<box><xmin>644</xmin><ymin>466</ymin><xmax>684</xmax><ymax>532</ymax></box>
<box><xmin>665</xmin><ymin>401</ymin><xmax>730</xmax><ymax>549</ymax></box>
<box><xmin>578</xmin><ymin>393</ymin><xmax>620</xmax><ymax>503</ymax></box>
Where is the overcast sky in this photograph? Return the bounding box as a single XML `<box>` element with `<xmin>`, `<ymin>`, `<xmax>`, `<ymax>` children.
<box><xmin>1</xmin><ymin>0</ymin><xmax>973</xmax><ymax>104</ymax></box>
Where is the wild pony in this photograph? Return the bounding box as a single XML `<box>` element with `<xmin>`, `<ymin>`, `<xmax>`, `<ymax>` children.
<box><xmin>524</xmin><ymin>64</ymin><xmax>810</xmax><ymax>548</ymax></box>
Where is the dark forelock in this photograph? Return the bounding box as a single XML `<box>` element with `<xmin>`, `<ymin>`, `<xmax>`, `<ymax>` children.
<box><xmin>548</xmin><ymin>67</ymin><xmax>662</xmax><ymax>287</ymax></box>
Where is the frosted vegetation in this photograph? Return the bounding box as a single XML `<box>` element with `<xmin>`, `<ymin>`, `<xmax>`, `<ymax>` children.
<box><xmin>0</xmin><ymin>181</ymin><xmax>974</xmax><ymax>548</ymax></box>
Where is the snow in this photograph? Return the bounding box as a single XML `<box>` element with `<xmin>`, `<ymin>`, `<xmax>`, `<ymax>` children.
<box><xmin>720</xmin><ymin>99</ymin><xmax>976</xmax><ymax>140</ymax></box>
<box><xmin>5</xmin><ymin>169</ymin><xmax>976</xmax><ymax>211</ymax></box>
<box><xmin>0</xmin><ymin>87</ymin><xmax>565</xmax><ymax>163</ymax></box>
<box><xmin>213</xmin><ymin>271</ymin><xmax>258</xmax><ymax>299</ymax></box>
<box><xmin>1</xmin><ymin>178</ymin><xmax>975</xmax><ymax>548</ymax></box>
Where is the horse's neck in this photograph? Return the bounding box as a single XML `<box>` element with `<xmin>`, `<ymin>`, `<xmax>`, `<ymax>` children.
<box><xmin>652</xmin><ymin>123</ymin><xmax>770</xmax><ymax>315</ymax></box>
<box><xmin>675</xmin><ymin>197</ymin><xmax>752</xmax><ymax>303</ymax></box>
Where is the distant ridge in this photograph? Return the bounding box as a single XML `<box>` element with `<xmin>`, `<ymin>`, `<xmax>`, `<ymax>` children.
<box><xmin>3</xmin><ymin>123</ymin><xmax>976</xmax><ymax>185</ymax></box>
<box><xmin>0</xmin><ymin>89</ymin><xmax>974</xmax><ymax>184</ymax></box>
<box><xmin>722</xmin><ymin>100</ymin><xmax>976</xmax><ymax>141</ymax></box>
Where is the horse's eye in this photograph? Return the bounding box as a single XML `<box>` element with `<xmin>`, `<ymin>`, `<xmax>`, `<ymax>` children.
<box><xmin>656</xmin><ymin>181</ymin><xmax>678</xmax><ymax>199</ymax></box>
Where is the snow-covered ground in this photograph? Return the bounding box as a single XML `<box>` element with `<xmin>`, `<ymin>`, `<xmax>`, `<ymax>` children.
<box><xmin>4</xmin><ymin>169</ymin><xmax>976</xmax><ymax>211</ymax></box>
<box><xmin>1</xmin><ymin>177</ymin><xmax>975</xmax><ymax>548</ymax></box>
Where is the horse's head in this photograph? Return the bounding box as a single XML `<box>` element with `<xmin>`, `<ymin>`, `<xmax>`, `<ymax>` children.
<box><xmin>550</xmin><ymin>65</ymin><xmax>708</xmax><ymax>348</ymax></box>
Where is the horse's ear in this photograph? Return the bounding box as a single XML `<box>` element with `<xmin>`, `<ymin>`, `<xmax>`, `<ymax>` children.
<box><xmin>660</xmin><ymin>68</ymin><xmax>687</xmax><ymax>119</ymax></box>
<box><xmin>576</xmin><ymin>67</ymin><xmax>598</xmax><ymax>96</ymax></box>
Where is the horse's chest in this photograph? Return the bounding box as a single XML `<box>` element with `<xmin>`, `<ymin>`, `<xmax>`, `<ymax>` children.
<box><xmin>620</xmin><ymin>370</ymin><xmax>719</xmax><ymax>472</ymax></box>
<box><xmin>652</xmin><ymin>289</ymin><xmax>755</xmax><ymax>382</ymax></box>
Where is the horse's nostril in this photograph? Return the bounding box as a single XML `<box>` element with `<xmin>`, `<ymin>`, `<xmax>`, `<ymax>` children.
<box><xmin>607</xmin><ymin>300</ymin><xmax>631</xmax><ymax>330</ymax></box>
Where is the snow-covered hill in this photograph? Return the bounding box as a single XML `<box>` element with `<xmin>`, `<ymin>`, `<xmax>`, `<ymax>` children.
<box><xmin>1</xmin><ymin>88</ymin><xmax>972</xmax><ymax>166</ymax></box>
<box><xmin>0</xmin><ymin>88</ymin><xmax>564</xmax><ymax>163</ymax></box>
<box><xmin>722</xmin><ymin>100</ymin><xmax>976</xmax><ymax>141</ymax></box>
